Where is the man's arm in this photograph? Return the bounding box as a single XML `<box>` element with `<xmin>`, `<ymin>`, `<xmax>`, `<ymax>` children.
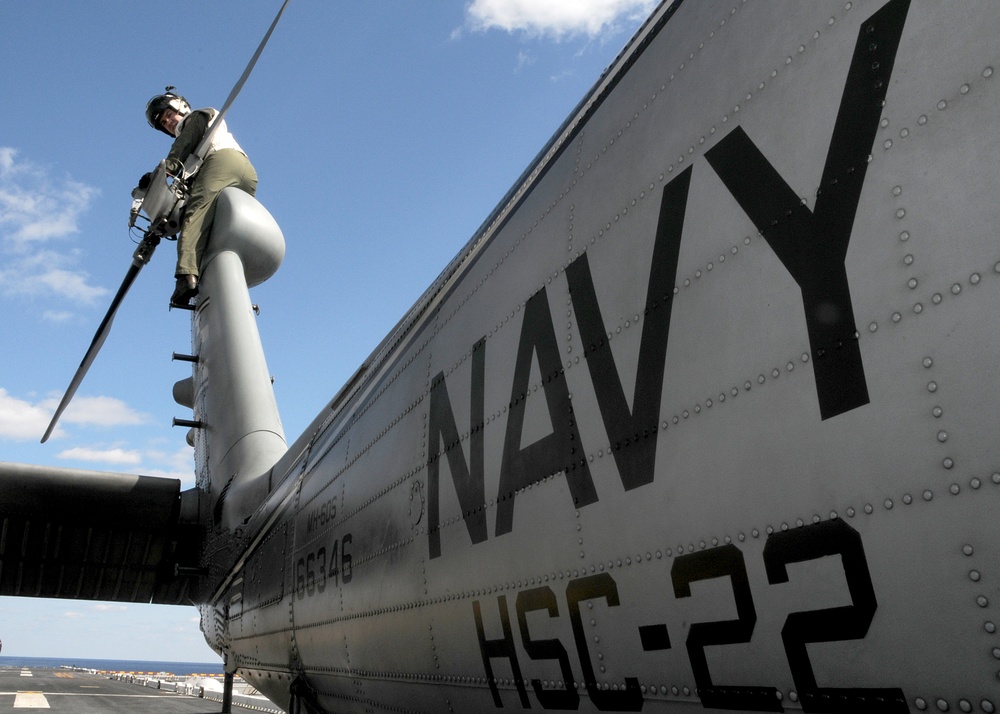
<box><xmin>165</xmin><ymin>110</ymin><xmax>211</xmax><ymax>174</ymax></box>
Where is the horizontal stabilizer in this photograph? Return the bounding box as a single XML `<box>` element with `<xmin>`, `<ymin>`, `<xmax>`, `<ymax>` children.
<box><xmin>0</xmin><ymin>462</ymin><xmax>201</xmax><ymax>605</ymax></box>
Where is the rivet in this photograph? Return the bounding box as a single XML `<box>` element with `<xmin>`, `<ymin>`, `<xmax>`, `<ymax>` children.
<box><xmin>943</xmin><ymin>457</ymin><xmax>954</xmax><ymax>469</ymax></box>
<box><xmin>981</xmin><ymin>701</ymin><xmax>995</xmax><ymax>714</ymax></box>
<box><xmin>900</xmin><ymin>128</ymin><xmax>910</xmax><ymax>138</ymax></box>
<box><xmin>971</xmin><ymin>273</ymin><xmax>981</xmax><ymax>285</ymax></box>
<box><xmin>927</xmin><ymin>381</ymin><xmax>938</xmax><ymax>392</ymax></box>
<box><xmin>971</xmin><ymin>477</ymin><xmax>982</xmax><ymax>489</ymax></box>
<box><xmin>864</xmin><ymin>503</ymin><xmax>873</xmax><ymax>514</ymax></box>
<box><xmin>869</xmin><ymin>322</ymin><xmax>878</xmax><ymax>333</ymax></box>
<box><xmin>950</xmin><ymin>484</ymin><xmax>960</xmax><ymax>495</ymax></box>
<box><xmin>904</xmin><ymin>254</ymin><xmax>914</xmax><ymax>265</ymax></box>
<box><xmin>986</xmin><ymin>622</ymin><xmax>997</xmax><ymax>634</ymax></box>
<box><xmin>902</xmin><ymin>494</ymin><xmax>912</xmax><ymax>505</ymax></box>
<box><xmin>908</xmin><ymin>278</ymin><xmax>919</xmax><ymax>289</ymax></box>
<box><xmin>937</xmin><ymin>431</ymin><xmax>948</xmax><ymax>442</ymax></box>
<box><xmin>884</xmin><ymin>139</ymin><xmax>893</xmax><ymax>150</ymax></box>
<box><xmin>895</xmin><ymin>207</ymin><xmax>905</xmax><ymax>218</ymax></box>
<box><xmin>960</xmin><ymin>702</ymin><xmax>972</xmax><ymax>714</ymax></box>
<box><xmin>900</xmin><ymin>230</ymin><xmax>910</xmax><ymax>241</ymax></box>
<box><xmin>994</xmin><ymin>472</ymin><xmax>1000</xmax><ymax>484</ymax></box>
<box><xmin>951</xmin><ymin>283</ymin><xmax>962</xmax><ymax>295</ymax></box>
<box><xmin>970</xmin><ymin>570</ymin><xmax>981</xmax><ymax>582</ymax></box>
<box><xmin>978</xmin><ymin>596</ymin><xmax>990</xmax><ymax>608</ymax></box>
<box><xmin>918</xmin><ymin>114</ymin><xmax>928</xmax><ymax>125</ymax></box>
<box><xmin>923</xmin><ymin>490</ymin><xmax>933</xmax><ymax>501</ymax></box>
<box><xmin>914</xmin><ymin>303</ymin><xmax>923</xmax><ymax>314</ymax></box>
<box><xmin>932</xmin><ymin>293</ymin><xmax>943</xmax><ymax>304</ymax></box>
<box><xmin>752</xmin><ymin>528</ymin><xmax>759</xmax><ymax>538</ymax></box>
<box><xmin>938</xmin><ymin>100</ymin><xmax>948</xmax><ymax>110</ymax></box>
<box><xmin>884</xmin><ymin>499</ymin><xmax>893</xmax><ymax>510</ymax></box>
<box><xmin>892</xmin><ymin>312</ymin><xmax>902</xmax><ymax>323</ymax></box>
<box><xmin>915</xmin><ymin>699</ymin><xmax>927</xmax><ymax>711</ymax></box>
<box><xmin>847</xmin><ymin>507</ymin><xmax>856</xmax><ymax>517</ymax></box>
<box><xmin>960</xmin><ymin>83</ymin><xmax>970</xmax><ymax>95</ymax></box>
<box><xmin>936</xmin><ymin>699</ymin><xmax>949</xmax><ymax>712</ymax></box>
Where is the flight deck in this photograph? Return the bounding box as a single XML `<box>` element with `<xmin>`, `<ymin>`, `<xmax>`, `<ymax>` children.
<box><xmin>0</xmin><ymin>667</ymin><xmax>281</xmax><ymax>713</ymax></box>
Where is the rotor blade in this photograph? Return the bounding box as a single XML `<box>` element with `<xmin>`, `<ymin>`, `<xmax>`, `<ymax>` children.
<box><xmin>41</xmin><ymin>249</ymin><xmax>151</xmax><ymax>444</ymax></box>
<box><xmin>189</xmin><ymin>0</ymin><xmax>292</xmax><ymax>168</ymax></box>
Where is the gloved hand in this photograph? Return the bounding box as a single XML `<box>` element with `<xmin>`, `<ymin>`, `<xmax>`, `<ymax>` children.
<box><xmin>164</xmin><ymin>158</ymin><xmax>184</xmax><ymax>177</ymax></box>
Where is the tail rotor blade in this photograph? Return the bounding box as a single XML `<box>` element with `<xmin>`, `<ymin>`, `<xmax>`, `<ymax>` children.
<box><xmin>41</xmin><ymin>238</ymin><xmax>158</xmax><ymax>443</ymax></box>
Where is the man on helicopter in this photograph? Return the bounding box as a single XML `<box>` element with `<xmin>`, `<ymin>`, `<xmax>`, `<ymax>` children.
<box><xmin>145</xmin><ymin>88</ymin><xmax>258</xmax><ymax>307</ymax></box>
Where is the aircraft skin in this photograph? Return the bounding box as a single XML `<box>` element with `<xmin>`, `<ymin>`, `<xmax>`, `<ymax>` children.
<box><xmin>2</xmin><ymin>0</ymin><xmax>1000</xmax><ymax>712</ymax></box>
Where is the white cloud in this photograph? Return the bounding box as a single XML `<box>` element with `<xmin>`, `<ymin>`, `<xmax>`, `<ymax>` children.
<box><xmin>0</xmin><ymin>388</ymin><xmax>55</xmax><ymax>440</ymax></box>
<box><xmin>0</xmin><ymin>147</ymin><xmax>105</xmax><ymax>306</ymax></box>
<box><xmin>42</xmin><ymin>309</ymin><xmax>74</xmax><ymax>323</ymax></box>
<box><xmin>0</xmin><ymin>389</ymin><xmax>150</xmax><ymax>442</ymax></box>
<box><xmin>51</xmin><ymin>394</ymin><xmax>150</xmax><ymax>428</ymax></box>
<box><xmin>92</xmin><ymin>604</ymin><xmax>128</xmax><ymax>613</ymax></box>
<box><xmin>24</xmin><ymin>268</ymin><xmax>109</xmax><ymax>302</ymax></box>
<box><xmin>0</xmin><ymin>147</ymin><xmax>99</xmax><ymax>248</ymax></box>
<box><xmin>465</xmin><ymin>0</ymin><xmax>657</xmax><ymax>39</ymax></box>
<box><xmin>57</xmin><ymin>446</ymin><xmax>143</xmax><ymax>466</ymax></box>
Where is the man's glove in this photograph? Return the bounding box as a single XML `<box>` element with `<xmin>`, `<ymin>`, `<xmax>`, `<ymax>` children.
<box><xmin>164</xmin><ymin>157</ymin><xmax>184</xmax><ymax>177</ymax></box>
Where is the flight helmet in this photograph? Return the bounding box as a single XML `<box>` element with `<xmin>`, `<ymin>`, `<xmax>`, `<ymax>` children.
<box><xmin>146</xmin><ymin>87</ymin><xmax>191</xmax><ymax>136</ymax></box>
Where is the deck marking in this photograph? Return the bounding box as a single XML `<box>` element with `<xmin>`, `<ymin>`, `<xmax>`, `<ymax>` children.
<box><xmin>13</xmin><ymin>691</ymin><xmax>49</xmax><ymax>708</ymax></box>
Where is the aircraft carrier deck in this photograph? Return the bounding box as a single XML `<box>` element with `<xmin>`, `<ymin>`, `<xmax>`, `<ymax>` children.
<box><xmin>0</xmin><ymin>666</ymin><xmax>282</xmax><ymax>713</ymax></box>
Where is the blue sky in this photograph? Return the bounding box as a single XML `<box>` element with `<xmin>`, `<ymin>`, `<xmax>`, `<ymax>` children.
<box><xmin>0</xmin><ymin>0</ymin><xmax>656</xmax><ymax>662</ymax></box>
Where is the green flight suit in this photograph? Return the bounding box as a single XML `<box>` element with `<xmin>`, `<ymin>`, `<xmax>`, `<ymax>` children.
<box><xmin>166</xmin><ymin>110</ymin><xmax>258</xmax><ymax>278</ymax></box>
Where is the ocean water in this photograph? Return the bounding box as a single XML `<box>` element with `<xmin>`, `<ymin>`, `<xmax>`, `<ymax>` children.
<box><xmin>0</xmin><ymin>655</ymin><xmax>223</xmax><ymax>676</ymax></box>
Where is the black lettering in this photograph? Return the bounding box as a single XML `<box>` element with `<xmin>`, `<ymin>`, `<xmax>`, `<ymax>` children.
<box><xmin>427</xmin><ymin>338</ymin><xmax>488</xmax><ymax>558</ymax></box>
<box><xmin>516</xmin><ymin>587</ymin><xmax>579</xmax><ymax>710</ymax></box>
<box><xmin>566</xmin><ymin>166</ymin><xmax>688</xmax><ymax>491</ymax></box>
<box><xmin>763</xmin><ymin>520</ymin><xmax>906</xmax><ymax>712</ymax></box>
<box><xmin>566</xmin><ymin>574</ymin><xmax>642</xmax><ymax>711</ymax></box>
<box><xmin>341</xmin><ymin>533</ymin><xmax>352</xmax><ymax>584</ymax></box>
<box><xmin>474</xmin><ymin>595</ymin><xmax>530</xmax><ymax>708</ymax></box>
<box><xmin>704</xmin><ymin>0</ymin><xmax>910</xmax><ymax>420</ymax></box>
<box><xmin>671</xmin><ymin>545</ymin><xmax>781</xmax><ymax>712</ymax></box>
<box><xmin>497</xmin><ymin>288</ymin><xmax>598</xmax><ymax>536</ymax></box>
